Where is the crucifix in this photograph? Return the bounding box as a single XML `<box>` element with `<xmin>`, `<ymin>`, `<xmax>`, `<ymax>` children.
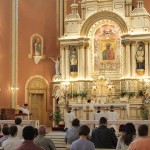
<box><xmin>83</xmin><ymin>105</ymin><xmax>94</xmax><ymax>120</ymax></box>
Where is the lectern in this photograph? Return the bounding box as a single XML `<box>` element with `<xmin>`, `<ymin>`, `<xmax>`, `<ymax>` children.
<box><xmin>0</xmin><ymin>108</ymin><xmax>15</xmax><ymax>120</ymax></box>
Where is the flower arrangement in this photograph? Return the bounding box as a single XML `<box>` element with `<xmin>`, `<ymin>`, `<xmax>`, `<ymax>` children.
<box><xmin>120</xmin><ymin>91</ymin><xmax>127</xmax><ymax>97</ymax></box>
<box><xmin>140</xmin><ymin>106</ymin><xmax>149</xmax><ymax>120</ymax></box>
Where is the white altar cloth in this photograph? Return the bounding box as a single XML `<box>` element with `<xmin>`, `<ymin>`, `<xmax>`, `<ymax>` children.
<box><xmin>72</xmin><ymin>103</ymin><xmax>130</xmax><ymax>116</ymax></box>
<box><xmin>80</xmin><ymin>120</ymin><xmax>150</xmax><ymax>126</ymax></box>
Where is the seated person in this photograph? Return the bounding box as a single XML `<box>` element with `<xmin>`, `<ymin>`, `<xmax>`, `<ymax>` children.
<box><xmin>116</xmin><ymin>123</ymin><xmax>136</xmax><ymax>149</ymax></box>
<box><xmin>65</xmin><ymin>119</ymin><xmax>80</xmax><ymax>145</ymax></box>
<box><xmin>70</xmin><ymin>125</ymin><xmax>95</xmax><ymax>150</ymax></box>
<box><xmin>0</xmin><ymin>126</ymin><xmax>10</xmax><ymax>147</ymax></box>
<box><xmin>106</xmin><ymin>105</ymin><xmax>119</xmax><ymax>120</ymax></box>
<box><xmin>128</xmin><ymin>124</ymin><xmax>150</xmax><ymax>150</ymax></box>
<box><xmin>19</xmin><ymin>104</ymin><xmax>30</xmax><ymax>115</ymax></box>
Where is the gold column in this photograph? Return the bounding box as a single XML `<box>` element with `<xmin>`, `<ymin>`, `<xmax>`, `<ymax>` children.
<box><xmin>131</xmin><ymin>42</ymin><xmax>136</xmax><ymax>76</ymax></box>
<box><xmin>61</xmin><ymin>46</ymin><xmax>66</xmax><ymax>79</ymax></box>
<box><xmin>125</xmin><ymin>41</ymin><xmax>131</xmax><ymax>76</ymax></box>
<box><xmin>11</xmin><ymin>0</ymin><xmax>18</xmax><ymax>108</ymax></box>
<box><xmin>65</xmin><ymin>46</ymin><xmax>70</xmax><ymax>79</ymax></box>
<box><xmin>144</xmin><ymin>41</ymin><xmax>149</xmax><ymax>76</ymax></box>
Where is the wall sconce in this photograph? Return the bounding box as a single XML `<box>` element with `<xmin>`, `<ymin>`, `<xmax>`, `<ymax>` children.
<box><xmin>11</xmin><ymin>86</ymin><xmax>19</xmax><ymax>91</ymax></box>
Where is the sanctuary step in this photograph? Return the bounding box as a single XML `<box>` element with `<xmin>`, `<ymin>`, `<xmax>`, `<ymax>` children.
<box><xmin>46</xmin><ymin>131</ymin><xmax>66</xmax><ymax>150</ymax></box>
<box><xmin>52</xmin><ymin>124</ymin><xmax>65</xmax><ymax>131</ymax></box>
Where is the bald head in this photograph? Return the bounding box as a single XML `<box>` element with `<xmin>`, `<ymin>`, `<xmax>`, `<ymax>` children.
<box><xmin>38</xmin><ymin>125</ymin><xmax>46</xmax><ymax>135</ymax></box>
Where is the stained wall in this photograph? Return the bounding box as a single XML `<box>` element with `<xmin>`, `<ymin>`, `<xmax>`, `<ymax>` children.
<box><xmin>0</xmin><ymin>0</ymin><xmax>12</xmax><ymax>108</ymax></box>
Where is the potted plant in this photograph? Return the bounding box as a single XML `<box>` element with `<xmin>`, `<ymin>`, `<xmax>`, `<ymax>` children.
<box><xmin>53</xmin><ymin>109</ymin><xmax>63</xmax><ymax>126</ymax></box>
<box><xmin>128</xmin><ymin>92</ymin><xmax>135</xmax><ymax>98</ymax></box>
<box><xmin>120</xmin><ymin>91</ymin><xmax>127</xmax><ymax>97</ymax></box>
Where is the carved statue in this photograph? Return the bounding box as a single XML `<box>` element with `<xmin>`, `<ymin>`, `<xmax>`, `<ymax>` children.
<box><xmin>136</xmin><ymin>45</ymin><xmax>145</xmax><ymax>70</ymax></box>
<box><xmin>35</xmin><ymin>38</ymin><xmax>41</xmax><ymax>56</ymax></box>
<box><xmin>49</xmin><ymin>57</ymin><xmax>61</xmax><ymax>75</ymax></box>
<box><xmin>70</xmin><ymin>48</ymin><xmax>78</xmax><ymax>72</ymax></box>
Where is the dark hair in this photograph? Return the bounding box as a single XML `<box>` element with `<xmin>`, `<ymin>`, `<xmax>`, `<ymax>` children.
<box><xmin>97</xmin><ymin>106</ymin><xmax>100</xmax><ymax>109</ymax></box>
<box><xmin>121</xmin><ymin>123</ymin><xmax>136</xmax><ymax>146</ymax></box>
<box><xmin>34</xmin><ymin>128</ymin><xmax>38</xmax><ymax>137</ymax></box>
<box><xmin>9</xmin><ymin>126</ymin><xmax>18</xmax><ymax>136</ymax></box>
<box><xmin>15</xmin><ymin>117</ymin><xmax>22</xmax><ymax>125</ymax></box>
<box><xmin>23</xmin><ymin>126</ymin><xmax>35</xmax><ymax>140</ymax></box>
<box><xmin>99</xmin><ymin>117</ymin><xmax>107</xmax><ymax>124</ymax></box>
<box><xmin>87</xmin><ymin>99</ymin><xmax>91</xmax><ymax>103</ymax></box>
<box><xmin>72</xmin><ymin>119</ymin><xmax>80</xmax><ymax>127</ymax></box>
<box><xmin>78</xmin><ymin>125</ymin><xmax>90</xmax><ymax>136</ymax></box>
<box><xmin>119</xmin><ymin>124</ymin><xmax>125</xmax><ymax>132</ymax></box>
<box><xmin>24</xmin><ymin>104</ymin><xmax>28</xmax><ymax>107</ymax></box>
<box><xmin>2</xmin><ymin>126</ymin><xmax>9</xmax><ymax>135</ymax></box>
<box><xmin>138</xmin><ymin>124</ymin><xmax>148</xmax><ymax>136</ymax></box>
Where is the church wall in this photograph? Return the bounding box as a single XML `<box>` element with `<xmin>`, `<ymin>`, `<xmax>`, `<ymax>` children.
<box><xmin>0</xmin><ymin>0</ymin><xmax>12</xmax><ymax>108</ymax></box>
<box><xmin>18</xmin><ymin>0</ymin><xmax>59</xmax><ymax>109</ymax></box>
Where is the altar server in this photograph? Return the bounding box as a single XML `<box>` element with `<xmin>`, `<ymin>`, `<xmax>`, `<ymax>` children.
<box><xmin>64</xmin><ymin>107</ymin><xmax>76</xmax><ymax>130</ymax></box>
<box><xmin>107</xmin><ymin>105</ymin><xmax>119</xmax><ymax>120</ymax></box>
<box><xmin>83</xmin><ymin>99</ymin><xmax>95</xmax><ymax>120</ymax></box>
<box><xmin>94</xmin><ymin>106</ymin><xmax>105</xmax><ymax>120</ymax></box>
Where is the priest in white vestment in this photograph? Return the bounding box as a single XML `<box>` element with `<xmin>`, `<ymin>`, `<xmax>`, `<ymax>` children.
<box><xmin>83</xmin><ymin>99</ymin><xmax>95</xmax><ymax>120</ymax></box>
<box><xmin>19</xmin><ymin>104</ymin><xmax>30</xmax><ymax>115</ymax></box>
<box><xmin>106</xmin><ymin>105</ymin><xmax>119</xmax><ymax>120</ymax></box>
<box><xmin>94</xmin><ymin>106</ymin><xmax>105</xmax><ymax>120</ymax></box>
<box><xmin>64</xmin><ymin>107</ymin><xmax>76</xmax><ymax>130</ymax></box>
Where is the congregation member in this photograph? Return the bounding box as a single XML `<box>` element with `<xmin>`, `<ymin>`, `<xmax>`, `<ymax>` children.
<box><xmin>94</xmin><ymin>106</ymin><xmax>105</xmax><ymax>120</ymax></box>
<box><xmin>91</xmin><ymin>117</ymin><xmax>117</xmax><ymax>149</ymax></box>
<box><xmin>65</xmin><ymin>118</ymin><xmax>80</xmax><ymax>145</ymax></box>
<box><xmin>15</xmin><ymin>117</ymin><xmax>23</xmax><ymax>139</ymax></box>
<box><xmin>116</xmin><ymin>123</ymin><xmax>136</xmax><ymax>149</ymax></box>
<box><xmin>107</xmin><ymin>105</ymin><xmax>119</xmax><ymax>120</ymax></box>
<box><xmin>34</xmin><ymin>125</ymin><xmax>56</xmax><ymax>150</ymax></box>
<box><xmin>0</xmin><ymin>126</ymin><xmax>10</xmax><ymax>147</ymax></box>
<box><xmin>118</xmin><ymin>124</ymin><xmax>125</xmax><ymax>136</ymax></box>
<box><xmin>2</xmin><ymin>126</ymin><xmax>22</xmax><ymax>150</ymax></box>
<box><xmin>15</xmin><ymin>126</ymin><xmax>43</xmax><ymax>150</ymax></box>
<box><xmin>70</xmin><ymin>125</ymin><xmax>95</xmax><ymax>150</ymax></box>
<box><xmin>64</xmin><ymin>107</ymin><xmax>76</xmax><ymax>131</ymax></box>
<box><xmin>128</xmin><ymin>124</ymin><xmax>150</xmax><ymax>150</ymax></box>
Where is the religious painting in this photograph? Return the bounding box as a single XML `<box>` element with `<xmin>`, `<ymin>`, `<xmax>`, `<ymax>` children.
<box><xmin>100</xmin><ymin>40</ymin><xmax>116</xmax><ymax>63</ymax></box>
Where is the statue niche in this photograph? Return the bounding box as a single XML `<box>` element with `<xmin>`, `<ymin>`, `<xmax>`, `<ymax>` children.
<box><xmin>28</xmin><ymin>33</ymin><xmax>45</xmax><ymax>64</ymax></box>
<box><xmin>136</xmin><ymin>42</ymin><xmax>145</xmax><ymax>76</ymax></box>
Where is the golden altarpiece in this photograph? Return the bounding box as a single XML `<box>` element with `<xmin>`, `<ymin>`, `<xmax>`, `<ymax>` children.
<box><xmin>52</xmin><ymin>0</ymin><xmax>150</xmax><ymax>124</ymax></box>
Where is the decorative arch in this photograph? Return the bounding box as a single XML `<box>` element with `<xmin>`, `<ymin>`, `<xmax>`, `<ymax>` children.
<box><xmin>80</xmin><ymin>11</ymin><xmax>128</xmax><ymax>36</ymax></box>
<box><xmin>25</xmin><ymin>75</ymin><xmax>49</xmax><ymax>103</ymax></box>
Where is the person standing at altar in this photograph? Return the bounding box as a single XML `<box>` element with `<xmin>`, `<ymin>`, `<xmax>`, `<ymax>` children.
<box><xmin>94</xmin><ymin>106</ymin><xmax>105</xmax><ymax>120</ymax></box>
<box><xmin>106</xmin><ymin>105</ymin><xmax>119</xmax><ymax>120</ymax></box>
<box><xmin>19</xmin><ymin>104</ymin><xmax>30</xmax><ymax>115</ymax></box>
<box><xmin>83</xmin><ymin>99</ymin><xmax>95</xmax><ymax>120</ymax></box>
<box><xmin>64</xmin><ymin>107</ymin><xmax>76</xmax><ymax>131</ymax></box>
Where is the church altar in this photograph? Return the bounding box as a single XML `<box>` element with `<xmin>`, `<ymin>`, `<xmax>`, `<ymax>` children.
<box><xmin>72</xmin><ymin>103</ymin><xmax>130</xmax><ymax>116</ymax></box>
<box><xmin>51</xmin><ymin>0</ymin><xmax>150</xmax><ymax>126</ymax></box>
